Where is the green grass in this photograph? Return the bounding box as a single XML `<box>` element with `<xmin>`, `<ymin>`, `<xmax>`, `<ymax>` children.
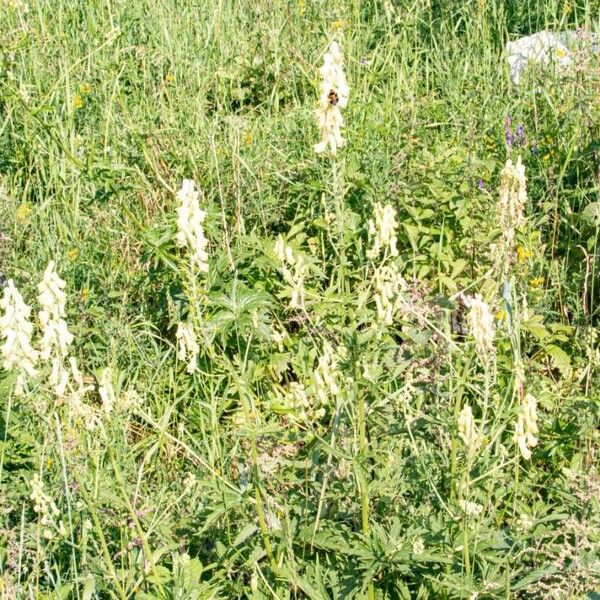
<box><xmin>1</xmin><ymin>0</ymin><xmax>600</xmax><ymax>598</ymax></box>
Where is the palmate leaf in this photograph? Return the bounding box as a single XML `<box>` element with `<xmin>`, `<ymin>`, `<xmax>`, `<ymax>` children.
<box><xmin>207</xmin><ymin>280</ymin><xmax>273</xmax><ymax>340</ymax></box>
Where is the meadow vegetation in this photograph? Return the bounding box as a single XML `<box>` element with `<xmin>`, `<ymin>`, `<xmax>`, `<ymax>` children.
<box><xmin>1</xmin><ymin>0</ymin><xmax>600</xmax><ymax>598</ymax></box>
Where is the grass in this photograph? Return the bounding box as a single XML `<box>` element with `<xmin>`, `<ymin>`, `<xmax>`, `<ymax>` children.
<box><xmin>1</xmin><ymin>0</ymin><xmax>600</xmax><ymax>598</ymax></box>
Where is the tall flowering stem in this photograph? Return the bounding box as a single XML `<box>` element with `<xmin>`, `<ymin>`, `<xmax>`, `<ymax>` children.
<box><xmin>314</xmin><ymin>40</ymin><xmax>351</xmax><ymax>292</ymax></box>
<box><xmin>174</xmin><ymin>179</ymin><xmax>209</xmax><ymax>374</ymax></box>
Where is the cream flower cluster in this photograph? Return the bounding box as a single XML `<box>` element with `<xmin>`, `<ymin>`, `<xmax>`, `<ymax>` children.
<box><xmin>175</xmin><ymin>179</ymin><xmax>209</xmax><ymax>273</ymax></box>
<box><xmin>176</xmin><ymin>321</ymin><xmax>199</xmax><ymax>374</ymax></box>
<box><xmin>314</xmin><ymin>342</ymin><xmax>344</xmax><ymax>408</ymax></box>
<box><xmin>459</xmin><ymin>499</ymin><xmax>483</xmax><ymax>517</ymax></box>
<box><xmin>274</xmin><ymin>236</ymin><xmax>307</xmax><ymax>310</ymax></box>
<box><xmin>499</xmin><ymin>155</ymin><xmax>527</xmax><ymax>231</ymax></box>
<box><xmin>514</xmin><ymin>393</ymin><xmax>539</xmax><ymax>460</ymax></box>
<box><xmin>466</xmin><ymin>294</ymin><xmax>495</xmax><ymax>362</ymax></box>
<box><xmin>277</xmin><ymin>381</ymin><xmax>312</xmax><ymax>422</ymax></box>
<box><xmin>30</xmin><ymin>473</ymin><xmax>61</xmax><ymax>540</ymax></box>
<box><xmin>0</xmin><ymin>280</ymin><xmax>38</xmax><ymax>395</ymax></box>
<box><xmin>373</xmin><ymin>264</ymin><xmax>406</xmax><ymax>325</ymax></box>
<box><xmin>458</xmin><ymin>404</ymin><xmax>478</xmax><ymax>451</ymax></box>
<box><xmin>38</xmin><ymin>261</ymin><xmax>75</xmax><ymax>396</ymax></box>
<box><xmin>368</xmin><ymin>203</ymin><xmax>399</xmax><ymax>259</ymax></box>
<box><xmin>492</xmin><ymin>156</ymin><xmax>528</xmax><ymax>276</ymax></box>
<box><xmin>68</xmin><ymin>357</ymin><xmax>98</xmax><ymax>429</ymax></box>
<box><xmin>314</xmin><ymin>41</ymin><xmax>350</xmax><ymax>155</ymax></box>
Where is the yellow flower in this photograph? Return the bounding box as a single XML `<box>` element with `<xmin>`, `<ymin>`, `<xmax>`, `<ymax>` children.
<box><xmin>530</xmin><ymin>276</ymin><xmax>545</xmax><ymax>288</ymax></box>
<box><xmin>165</xmin><ymin>72</ymin><xmax>174</xmax><ymax>84</ymax></box>
<box><xmin>73</xmin><ymin>94</ymin><xmax>84</xmax><ymax>109</ymax></box>
<box><xmin>298</xmin><ymin>0</ymin><xmax>305</xmax><ymax>15</ymax></box>
<box><xmin>15</xmin><ymin>202</ymin><xmax>32</xmax><ymax>223</ymax></box>
<box><xmin>516</xmin><ymin>245</ymin><xmax>531</xmax><ymax>263</ymax></box>
<box><xmin>46</xmin><ymin>457</ymin><xmax>53</xmax><ymax>468</ymax></box>
<box><xmin>555</xmin><ymin>47</ymin><xmax>568</xmax><ymax>59</ymax></box>
<box><xmin>243</xmin><ymin>130</ymin><xmax>253</xmax><ymax>146</ymax></box>
<box><xmin>495</xmin><ymin>309</ymin><xmax>507</xmax><ymax>322</ymax></box>
<box><xmin>331</xmin><ymin>19</ymin><xmax>345</xmax><ymax>32</ymax></box>
<box><xmin>81</xmin><ymin>287</ymin><xmax>89</xmax><ymax>301</ymax></box>
<box><xmin>67</xmin><ymin>248</ymin><xmax>78</xmax><ymax>261</ymax></box>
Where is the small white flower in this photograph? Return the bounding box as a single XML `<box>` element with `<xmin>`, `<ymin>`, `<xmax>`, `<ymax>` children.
<box><xmin>175</xmin><ymin>179</ymin><xmax>209</xmax><ymax>273</ymax></box>
<box><xmin>459</xmin><ymin>500</ymin><xmax>483</xmax><ymax>517</ymax></box>
<box><xmin>412</xmin><ymin>537</ymin><xmax>425</xmax><ymax>555</ymax></box>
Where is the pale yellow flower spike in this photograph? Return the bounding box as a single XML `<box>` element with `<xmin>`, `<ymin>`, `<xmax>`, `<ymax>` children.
<box><xmin>0</xmin><ymin>280</ymin><xmax>39</xmax><ymax>395</ymax></box>
<box><xmin>38</xmin><ymin>261</ymin><xmax>74</xmax><ymax>397</ymax></box>
<box><xmin>466</xmin><ymin>294</ymin><xmax>495</xmax><ymax>362</ymax></box>
<box><xmin>314</xmin><ymin>41</ymin><xmax>350</xmax><ymax>155</ymax></box>
<box><xmin>175</xmin><ymin>179</ymin><xmax>209</xmax><ymax>273</ymax></box>
<box><xmin>514</xmin><ymin>393</ymin><xmax>539</xmax><ymax>460</ymax></box>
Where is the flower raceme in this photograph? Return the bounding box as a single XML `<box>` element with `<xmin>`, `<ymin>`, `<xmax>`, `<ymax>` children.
<box><xmin>30</xmin><ymin>473</ymin><xmax>61</xmax><ymax>540</ymax></box>
<box><xmin>367</xmin><ymin>203</ymin><xmax>404</xmax><ymax>325</ymax></box>
<box><xmin>0</xmin><ymin>280</ymin><xmax>38</xmax><ymax>395</ymax></box>
<box><xmin>466</xmin><ymin>294</ymin><xmax>495</xmax><ymax>362</ymax></box>
<box><xmin>38</xmin><ymin>261</ymin><xmax>74</xmax><ymax>396</ymax></box>
<box><xmin>458</xmin><ymin>404</ymin><xmax>478</xmax><ymax>452</ymax></box>
<box><xmin>373</xmin><ymin>264</ymin><xmax>405</xmax><ymax>325</ymax></box>
<box><xmin>175</xmin><ymin>179</ymin><xmax>209</xmax><ymax>273</ymax></box>
<box><xmin>368</xmin><ymin>203</ymin><xmax>399</xmax><ymax>260</ymax></box>
<box><xmin>499</xmin><ymin>155</ymin><xmax>527</xmax><ymax>231</ymax></box>
<box><xmin>314</xmin><ymin>41</ymin><xmax>349</xmax><ymax>155</ymax></box>
<box><xmin>492</xmin><ymin>155</ymin><xmax>528</xmax><ymax>276</ymax></box>
<box><xmin>176</xmin><ymin>321</ymin><xmax>199</xmax><ymax>374</ymax></box>
<box><xmin>274</xmin><ymin>236</ymin><xmax>307</xmax><ymax>310</ymax></box>
<box><xmin>514</xmin><ymin>393</ymin><xmax>539</xmax><ymax>460</ymax></box>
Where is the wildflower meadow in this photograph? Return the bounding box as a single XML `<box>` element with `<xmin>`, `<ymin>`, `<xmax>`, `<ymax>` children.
<box><xmin>1</xmin><ymin>0</ymin><xmax>600</xmax><ymax>598</ymax></box>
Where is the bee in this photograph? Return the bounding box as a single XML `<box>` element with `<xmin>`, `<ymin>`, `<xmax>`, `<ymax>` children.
<box><xmin>327</xmin><ymin>89</ymin><xmax>339</xmax><ymax>106</ymax></box>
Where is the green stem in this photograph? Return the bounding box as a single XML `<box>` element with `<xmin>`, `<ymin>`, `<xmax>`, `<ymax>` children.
<box><xmin>357</xmin><ymin>379</ymin><xmax>374</xmax><ymax>600</ymax></box>
<box><xmin>75</xmin><ymin>472</ymin><xmax>127</xmax><ymax>600</ymax></box>
<box><xmin>108</xmin><ymin>448</ymin><xmax>165</xmax><ymax>596</ymax></box>
<box><xmin>251</xmin><ymin>439</ymin><xmax>276</xmax><ymax>569</ymax></box>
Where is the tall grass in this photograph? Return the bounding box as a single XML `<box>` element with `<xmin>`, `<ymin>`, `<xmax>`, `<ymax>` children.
<box><xmin>1</xmin><ymin>0</ymin><xmax>599</xmax><ymax>598</ymax></box>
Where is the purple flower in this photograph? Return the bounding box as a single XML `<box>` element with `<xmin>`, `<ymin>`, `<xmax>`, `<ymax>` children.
<box><xmin>504</xmin><ymin>116</ymin><xmax>526</xmax><ymax>149</ymax></box>
<box><xmin>478</xmin><ymin>179</ymin><xmax>485</xmax><ymax>190</ymax></box>
<box><xmin>516</xmin><ymin>123</ymin><xmax>525</xmax><ymax>146</ymax></box>
<box><xmin>504</xmin><ymin>115</ymin><xmax>513</xmax><ymax>149</ymax></box>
